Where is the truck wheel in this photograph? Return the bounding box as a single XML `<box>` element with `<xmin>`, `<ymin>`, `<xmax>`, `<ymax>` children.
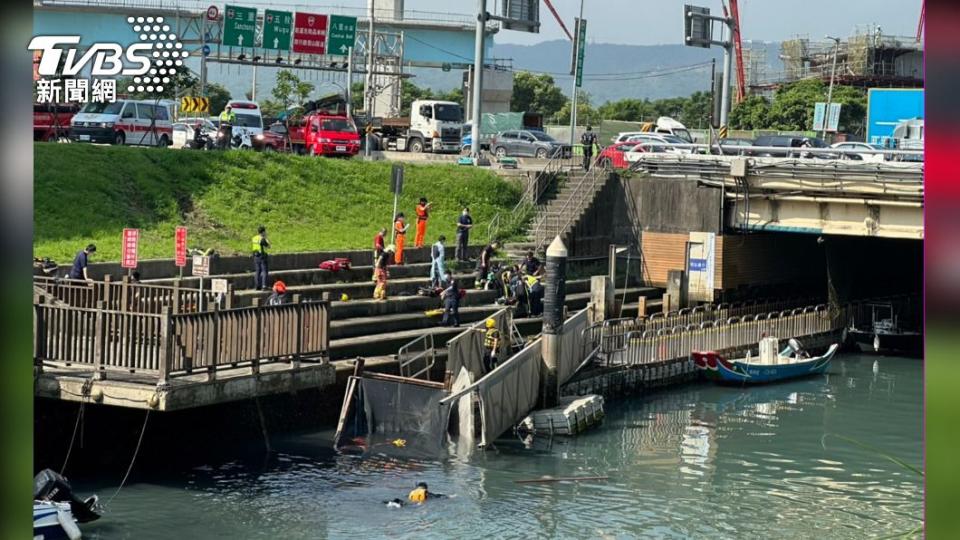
<box><xmin>535</xmin><ymin>148</ymin><xmax>548</xmax><ymax>159</ymax></box>
<box><xmin>494</xmin><ymin>146</ymin><xmax>507</xmax><ymax>158</ymax></box>
<box><xmin>409</xmin><ymin>139</ymin><xmax>424</xmax><ymax>153</ymax></box>
<box><xmin>158</xmin><ymin>135</ymin><xmax>170</xmax><ymax>147</ymax></box>
<box><xmin>599</xmin><ymin>157</ymin><xmax>612</xmax><ymax>170</ymax></box>
<box><xmin>114</xmin><ymin>131</ymin><xmax>125</xmax><ymax>145</ymax></box>
<box><xmin>308</xmin><ymin>146</ymin><xmax>317</xmax><ymax>156</ymax></box>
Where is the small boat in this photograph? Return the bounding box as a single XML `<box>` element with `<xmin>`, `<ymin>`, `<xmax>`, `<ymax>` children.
<box><xmin>847</xmin><ymin>302</ymin><xmax>922</xmax><ymax>357</ymax></box>
<box><xmin>33</xmin><ymin>469</ymin><xmax>101</xmax><ymax>540</ymax></box>
<box><xmin>693</xmin><ymin>338</ymin><xmax>839</xmax><ymax>385</ymax></box>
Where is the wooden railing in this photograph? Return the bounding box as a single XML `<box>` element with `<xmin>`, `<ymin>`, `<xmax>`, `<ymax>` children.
<box><xmin>34</xmin><ymin>295</ymin><xmax>329</xmax><ymax>384</ymax></box>
<box><xmin>34</xmin><ymin>275</ymin><xmax>224</xmax><ymax>314</ymax></box>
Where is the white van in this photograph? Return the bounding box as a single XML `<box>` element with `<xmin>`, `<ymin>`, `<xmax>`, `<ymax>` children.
<box><xmin>218</xmin><ymin>100</ymin><xmax>263</xmax><ymax>146</ymax></box>
<box><xmin>70</xmin><ymin>99</ymin><xmax>174</xmax><ymax>146</ymax></box>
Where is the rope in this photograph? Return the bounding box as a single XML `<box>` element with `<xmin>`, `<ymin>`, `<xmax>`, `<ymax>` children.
<box><xmin>59</xmin><ymin>397</ymin><xmax>86</xmax><ymax>475</ymax></box>
<box><xmin>105</xmin><ymin>408</ymin><xmax>151</xmax><ymax>509</ymax></box>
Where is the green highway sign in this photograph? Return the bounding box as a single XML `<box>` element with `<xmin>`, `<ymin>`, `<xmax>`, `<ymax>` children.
<box><xmin>575</xmin><ymin>18</ymin><xmax>587</xmax><ymax>87</ymax></box>
<box><xmin>327</xmin><ymin>15</ymin><xmax>358</xmax><ymax>56</ymax></box>
<box><xmin>223</xmin><ymin>5</ymin><xmax>257</xmax><ymax>48</ymax></box>
<box><xmin>263</xmin><ymin>10</ymin><xmax>293</xmax><ymax>51</ymax></box>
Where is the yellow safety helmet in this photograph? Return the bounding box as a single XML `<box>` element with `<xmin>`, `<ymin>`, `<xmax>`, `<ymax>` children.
<box><xmin>485</xmin><ymin>318</ymin><xmax>496</xmax><ymax>329</ymax></box>
<box><xmin>340</xmin><ymin>293</ymin><xmax>350</xmax><ymax>302</ymax></box>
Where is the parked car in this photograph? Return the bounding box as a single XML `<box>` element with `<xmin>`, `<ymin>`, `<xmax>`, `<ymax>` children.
<box><xmin>288</xmin><ymin>113</ymin><xmax>360</xmax><ymax>157</ymax></box>
<box><xmin>751</xmin><ymin>135</ymin><xmax>834</xmax><ymax>158</ymax></box>
<box><xmin>597</xmin><ymin>143</ymin><xmax>636</xmax><ymax>169</ymax></box>
<box><xmin>715</xmin><ymin>137</ymin><xmax>753</xmax><ymax>155</ymax></box>
<box><xmin>70</xmin><ymin>99</ymin><xmax>173</xmax><ymax>146</ymax></box>
<box><xmin>623</xmin><ymin>133</ymin><xmax>692</xmax><ymax>154</ymax></box>
<box><xmin>34</xmin><ymin>103</ymin><xmax>79</xmax><ymax>142</ymax></box>
<box><xmin>611</xmin><ymin>117</ymin><xmax>693</xmax><ymax>144</ymax></box>
<box><xmin>490</xmin><ymin>130</ymin><xmax>571</xmax><ymax>159</ymax></box>
<box><xmin>830</xmin><ymin>141</ymin><xmax>887</xmax><ymax>163</ymax></box>
<box><xmin>253</xmin><ymin>122</ymin><xmax>286</xmax><ymax>152</ymax></box>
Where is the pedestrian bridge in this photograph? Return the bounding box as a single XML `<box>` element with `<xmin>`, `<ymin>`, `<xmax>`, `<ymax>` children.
<box><xmin>628</xmin><ymin>153</ymin><xmax>923</xmax><ymax>240</ymax></box>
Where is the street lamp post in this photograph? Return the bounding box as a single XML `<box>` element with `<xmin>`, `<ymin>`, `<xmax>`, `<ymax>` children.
<box><xmin>822</xmin><ymin>35</ymin><xmax>841</xmax><ymax>140</ymax></box>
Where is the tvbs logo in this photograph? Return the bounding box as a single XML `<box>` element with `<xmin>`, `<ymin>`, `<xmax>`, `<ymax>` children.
<box><xmin>29</xmin><ymin>15</ymin><xmax>189</xmax><ymax>98</ymax></box>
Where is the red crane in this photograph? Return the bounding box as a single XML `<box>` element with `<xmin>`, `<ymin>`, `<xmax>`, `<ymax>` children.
<box><xmin>724</xmin><ymin>0</ymin><xmax>747</xmax><ymax>103</ymax></box>
<box><xmin>542</xmin><ymin>0</ymin><xmax>574</xmax><ymax>41</ymax></box>
<box><xmin>916</xmin><ymin>0</ymin><xmax>925</xmax><ymax>42</ymax></box>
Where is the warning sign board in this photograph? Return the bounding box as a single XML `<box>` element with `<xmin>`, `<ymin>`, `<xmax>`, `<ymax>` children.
<box><xmin>122</xmin><ymin>228</ymin><xmax>140</xmax><ymax>269</ymax></box>
<box><xmin>293</xmin><ymin>12</ymin><xmax>328</xmax><ymax>55</ymax></box>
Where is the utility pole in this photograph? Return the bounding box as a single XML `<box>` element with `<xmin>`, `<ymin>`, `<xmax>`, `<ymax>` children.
<box><xmin>469</xmin><ymin>0</ymin><xmax>486</xmax><ymax>159</ymax></box>
<box><xmin>822</xmin><ymin>35</ymin><xmax>841</xmax><ymax>140</ymax></box>
<box><xmin>251</xmin><ymin>63</ymin><xmax>257</xmax><ymax>101</ymax></box>
<box><xmin>569</xmin><ymin>0</ymin><xmax>584</xmax><ymax>148</ymax></box>
<box><xmin>365</xmin><ymin>0</ymin><xmax>376</xmax><ymax>158</ymax></box>
<box><xmin>346</xmin><ymin>46</ymin><xmax>354</xmax><ymax>117</ymax></box>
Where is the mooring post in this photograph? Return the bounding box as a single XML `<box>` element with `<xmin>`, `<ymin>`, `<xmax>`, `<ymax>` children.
<box><xmin>540</xmin><ymin>236</ymin><xmax>568</xmax><ymax>409</ymax></box>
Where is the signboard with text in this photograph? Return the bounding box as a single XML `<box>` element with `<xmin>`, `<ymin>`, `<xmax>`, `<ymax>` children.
<box><xmin>263</xmin><ymin>10</ymin><xmax>293</xmax><ymax>51</ymax></box>
<box><xmin>327</xmin><ymin>15</ymin><xmax>357</xmax><ymax>55</ymax></box>
<box><xmin>223</xmin><ymin>5</ymin><xmax>257</xmax><ymax>48</ymax></box>
<box><xmin>813</xmin><ymin>102</ymin><xmax>842</xmax><ymax>132</ymax></box>
<box><xmin>175</xmin><ymin>226</ymin><xmax>188</xmax><ymax>267</ymax></box>
<box><xmin>575</xmin><ymin>18</ymin><xmax>587</xmax><ymax>87</ymax></box>
<box><xmin>293</xmin><ymin>12</ymin><xmax>328</xmax><ymax>55</ymax></box>
<box><xmin>122</xmin><ymin>228</ymin><xmax>140</xmax><ymax>269</ymax></box>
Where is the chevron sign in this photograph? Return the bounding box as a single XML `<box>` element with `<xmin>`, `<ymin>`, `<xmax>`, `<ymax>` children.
<box><xmin>180</xmin><ymin>96</ymin><xmax>209</xmax><ymax>113</ymax></box>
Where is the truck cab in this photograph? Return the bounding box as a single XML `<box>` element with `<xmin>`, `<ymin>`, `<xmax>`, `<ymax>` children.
<box><xmin>290</xmin><ymin>113</ymin><xmax>360</xmax><ymax>157</ymax></box>
<box><xmin>409</xmin><ymin>100</ymin><xmax>462</xmax><ymax>153</ymax></box>
<box><xmin>640</xmin><ymin>116</ymin><xmax>693</xmax><ymax>143</ymax></box>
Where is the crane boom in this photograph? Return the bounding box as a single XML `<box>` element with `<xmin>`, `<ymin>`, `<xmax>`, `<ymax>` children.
<box><xmin>729</xmin><ymin>0</ymin><xmax>746</xmax><ymax>103</ymax></box>
<box><xmin>542</xmin><ymin>0</ymin><xmax>574</xmax><ymax>41</ymax></box>
<box><xmin>916</xmin><ymin>0</ymin><xmax>925</xmax><ymax>42</ymax></box>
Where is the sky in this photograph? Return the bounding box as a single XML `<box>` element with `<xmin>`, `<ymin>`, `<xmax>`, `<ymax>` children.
<box><xmin>273</xmin><ymin>0</ymin><xmax>921</xmax><ymax>45</ymax></box>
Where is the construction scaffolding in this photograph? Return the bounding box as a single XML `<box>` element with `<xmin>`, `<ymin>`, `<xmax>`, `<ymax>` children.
<box><xmin>752</xmin><ymin>25</ymin><xmax>923</xmax><ymax>91</ymax></box>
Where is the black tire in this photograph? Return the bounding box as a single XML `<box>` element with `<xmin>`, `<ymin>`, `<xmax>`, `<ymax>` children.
<box><xmin>114</xmin><ymin>131</ymin><xmax>125</xmax><ymax>145</ymax></box>
<box><xmin>600</xmin><ymin>157</ymin><xmax>612</xmax><ymax>170</ymax></box>
<box><xmin>494</xmin><ymin>146</ymin><xmax>507</xmax><ymax>158</ymax></box>
<box><xmin>409</xmin><ymin>138</ymin><xmax>424</xmax><ymax>153</ymax></box>
<box><xmin>535</xmin><ymin>147</ymin><xmax>548</xmax><ymax>159</ymax></box>
<box><xmin>158</xmin><ymin>135</ymin><xmax>170</xmax><ymax>148</ymax></box>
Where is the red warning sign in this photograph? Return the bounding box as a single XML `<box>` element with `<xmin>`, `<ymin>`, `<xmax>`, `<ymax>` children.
<box><xmin>121</xmin><ymin>228</ymin><xmax>140</xmax><ymax>269</ymax></box>
<box><xmin>293</xmin><ymin>12</ymin><xmax>328</xmax><ymax>55</ymax></box>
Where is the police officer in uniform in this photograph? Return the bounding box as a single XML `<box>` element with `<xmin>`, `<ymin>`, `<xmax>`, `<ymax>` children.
<box><xmin>218</xmin><ymin>105</ymin><xmax>236</xmax><ymax>150</ymax></box>
<box><xmin>251</xmin><ymin>225</ymin><xmax>271</xmax><ymax>290</ymax></box>
<box><xmin>580</xmin><ymin>125</ymin><xmax>598</xmax><ymax>171</ymax></box>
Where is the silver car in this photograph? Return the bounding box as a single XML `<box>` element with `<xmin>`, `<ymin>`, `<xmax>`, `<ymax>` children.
<box><xmin>491</xmin><ymin>130</ymin><xmax>571</xmax><ymax>159</ymax></box>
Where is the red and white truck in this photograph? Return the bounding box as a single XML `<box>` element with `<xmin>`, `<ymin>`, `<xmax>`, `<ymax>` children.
<box><xmin>34</xmin><ymin>103</ymin><xmax>79</xmax><ymax>142</ymax></box>
<box><xmin>287</xmin><ymin>112</ymin><xmax>361</xmax><ymax>157</ymax></box>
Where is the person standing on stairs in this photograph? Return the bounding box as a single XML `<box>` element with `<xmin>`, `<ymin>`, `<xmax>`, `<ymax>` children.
<box><xmin>476</xmin><ymin>241</ymin><xmax>500</xmax><ymax>289</ymax></box>
<box><xmin>373</xmin><ymin>227</ymin><xmax>386</xmax><ymax>281</ymax></box>
<box><xmin>581</xmin><ymin>126</ymin><xmax>598</xmax><ymax>171</ymax></box>
<box><xmin>393</xmin><ymin>213</ymin><xmax>409</xmax><ymax>265</ymax></box>
<box><xmin>441</xmin><ymin>271</ymin><xmax>461</xmax><ymax>327</ymax></box>
<box><xmin>251</xmin><ymin>225</ymin><xmax>271</xmax><ymax>291</ymax></box>
<box><xmin>455</xmin><ymin>207</ymin><xmax>473</xmax><ymax>262</ymax></box>
<box><xmin>414</xmin><ymin>197</ymin><xmax>432</xmax><ymax>248</ymax></box>
<box><xmin>430</xmin><ymin>235</ymin><xmax>446</xmax><ymax>288</ymax></box>
<box><xmin>373</xmin><ymin>245</ymin><xmax>395</xmax><ymax>301</ymax></box>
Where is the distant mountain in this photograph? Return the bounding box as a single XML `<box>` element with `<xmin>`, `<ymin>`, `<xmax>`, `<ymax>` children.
<box><xmin>409</xmin><ymin>39</ymin><xmax>783</xmax><ymax>105</ymax></box>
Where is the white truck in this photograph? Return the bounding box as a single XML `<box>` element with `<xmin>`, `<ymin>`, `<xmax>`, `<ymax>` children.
<box><xmin>360</xmin><ymin>99</ymin><xmax>463</xmax><ymax>154</ymax></box>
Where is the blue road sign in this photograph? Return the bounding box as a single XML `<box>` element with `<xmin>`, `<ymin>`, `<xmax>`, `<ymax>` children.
<box><xmin>202</xmin><ymin>44</ymin><xmax>211</xmax><ymax>56</ymax></box>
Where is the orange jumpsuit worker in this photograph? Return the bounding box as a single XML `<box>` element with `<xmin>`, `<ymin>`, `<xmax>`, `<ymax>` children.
<box><xmin>414</xmin><ymin>197</ymin><xmax>432</xmax><ymax>247</ymax></box>
<box><xmin>394</xmin><ymin>213</ymin><xmax>410</xmax><ymax>265</ymax></box>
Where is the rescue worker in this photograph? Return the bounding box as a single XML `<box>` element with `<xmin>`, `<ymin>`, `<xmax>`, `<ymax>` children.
<box><xmin>393</xmin><ymin>213</ymin><xmax>409</xmax><ymax>265</ymax></box>
<box><xmin>455</xmin><ymin>207</ymin><xmax>473</xmax><ymax>262</ymax></box>
<box><xmin>476</xmin><ymin>241</ymin><xmax>499</xmax><ymax>289</ymax></box>
<box><xmin>522</xmin><ymin>250</ymin><xmax>544</xmax><ymax>277</ymax></box>
<box><xmin>218</xmin><ymin>105</ymin><xmax>236</xmax><ymax>150</ymax></box>
<box><xmin>373</xmin><ymin>227</ymin><xmax>387</xmax><ymax>281</ymax></box>
<box><xmin>68</xmin><ymin>244</ymin><xmax>96</xmax><ymax>282</ymax></box>
<box><xmin>251</xmin><ymin>225</ymin><xmax>271</xmax><ymax>290</ymax></box>
<box><xmin>407</xmin><ymin>482</ymin><xmax>446</xmax><ymax>504</ymax></box>
<box><xmin>430</xmin><ymin>235</ymin><xmax>446</xmax><ymax>288</ymax></box>
<box><xmin>266</xmin><ymin>280</ymin><xmax>288</xmax><ymax>306</ymax></box>
<box><xmin>527</xmin><ymin>274</ymin><xmax>545</xmax><ymax>316</ymax></box>
<box><xmin>580</xmin><ymin>125</ymin><xmax>598</xmax><ymax>171</ymax></box>
<box><xmin>481</xmin><ymin>318</ymin><xmax>501</xmax><ymax>373</ymax></box>
<box><xmin>414</xmin><ymin>197</ymin><xmax>432</xmax><ymax>248</ymax></box>
<box><xmin>373</xmin><ymin>245</ymin><xmax>394</xmax><ymax>301</ymax></box>
<box><xmin>441</xmin><ymin>272</ymin><xmax>460</xmax><ymax>327</ymax></box>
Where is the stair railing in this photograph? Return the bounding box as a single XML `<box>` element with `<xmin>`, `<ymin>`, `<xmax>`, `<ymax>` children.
<box><xmin>532</xmin><ymin>162</ymin><xmax>609</xmax><ymax>253</ymax></box>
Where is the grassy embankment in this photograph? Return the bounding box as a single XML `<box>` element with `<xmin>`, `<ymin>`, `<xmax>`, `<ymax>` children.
<box><xmin>34</xmin><ymin>144</ymin><xmax>530</xmax><ymax>262</ymax></box>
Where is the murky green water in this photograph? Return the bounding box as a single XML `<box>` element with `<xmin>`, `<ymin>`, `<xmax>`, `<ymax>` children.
<box><xmin>78</xmin><ymin>354</ymin><xmax>922</xmax><ymax>539</ymax></box>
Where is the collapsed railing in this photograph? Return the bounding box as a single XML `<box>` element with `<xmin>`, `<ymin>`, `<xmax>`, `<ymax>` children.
<box><xmin>34</xmin><ymin>294</ymin><xmax>330</xmax><ymax>385</ymax></box>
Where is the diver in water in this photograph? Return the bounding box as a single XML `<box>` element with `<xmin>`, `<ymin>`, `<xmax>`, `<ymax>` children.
<box><xmin>384</xmin><ymin>482</ymin><xmax>448</xmax><ymax>508</ymax></box>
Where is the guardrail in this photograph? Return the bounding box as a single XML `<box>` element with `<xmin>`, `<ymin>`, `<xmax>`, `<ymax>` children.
<box><xmin>398</xmin><ymin>333</ymin><xmax>436</xmax><ymax>381</ymax></box>
<box><xmin>34</xmin><ymin>296</ymin><xmax>330</xmax><ymax>384</ymax></box>
<box><xmin>34</xmin><ymin>275</ymin><xmax>222</xmax><ymax>314</ymax></box>
<box><xmin>597</xmin><ymin>304</ymin><xmax>841</xmax><ymax>367</ymax></box>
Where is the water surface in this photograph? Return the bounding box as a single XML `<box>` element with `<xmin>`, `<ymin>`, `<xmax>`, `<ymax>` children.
<box><xmin>78</xmin><ymin>354</ymin><xmax>923</xmax><ymax>539</ymax></box>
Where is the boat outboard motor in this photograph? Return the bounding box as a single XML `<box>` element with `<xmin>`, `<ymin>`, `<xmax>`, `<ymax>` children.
<box><xmin>787</xmin><ymin>338</ymin><xmax>809</xmax><ymax>358</ymax></box>
<box><xmin>34</xmin><ymin>469</ymin><xmax>101</xmax><ymax>523</ymax></box>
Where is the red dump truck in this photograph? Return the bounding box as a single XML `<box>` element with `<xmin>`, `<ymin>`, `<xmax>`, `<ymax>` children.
<box><xmin>285</xmin><ymin>95</ymin><xmax>360</xmax><ymax>157</ymax></box>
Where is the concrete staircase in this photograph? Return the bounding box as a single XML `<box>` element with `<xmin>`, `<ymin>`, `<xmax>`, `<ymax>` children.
<box><xmin>526</xmin><ymin>167</ymin><xmax>612</xmax><ymax>255</ymax></box>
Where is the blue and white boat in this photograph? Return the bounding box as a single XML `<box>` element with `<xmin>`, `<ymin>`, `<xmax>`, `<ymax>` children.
<box><xmin>33</xmin><ymin>469</ymin><xmax>100</xmax><ymax>540</ymax></box>
<box><xmin>693</xmin><ymin>338</ymin><xmax>838</xmax><ymax>384</ymax></box>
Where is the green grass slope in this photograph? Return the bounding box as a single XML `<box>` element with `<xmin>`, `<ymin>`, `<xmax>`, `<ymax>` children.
<box><xmin>34</xmin><ymin>144</ymin><xmax>527</xmax><ymax>262</ymax></box>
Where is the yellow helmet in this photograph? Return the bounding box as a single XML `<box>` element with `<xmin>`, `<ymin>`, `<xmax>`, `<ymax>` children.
<box><xmin>340</xmin><ymin>293</ymin><xmax>350</xmax><ymax>302</ymax></box>
<box><xmin>485</xmin><ymin>318</ymin><xmax>496</xmax><ymax>329</ymax></box>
